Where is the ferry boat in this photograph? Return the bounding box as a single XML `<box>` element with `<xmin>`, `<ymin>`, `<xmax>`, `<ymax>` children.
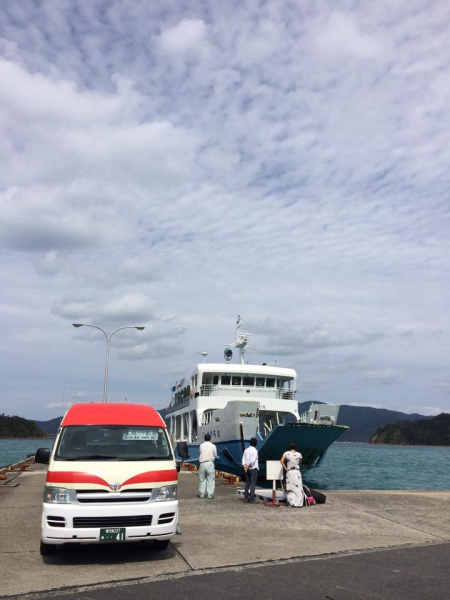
<box><xmin>165</xmin><ymin>317</ymin><xmax>349</xmax><ymax>479</ymax></box>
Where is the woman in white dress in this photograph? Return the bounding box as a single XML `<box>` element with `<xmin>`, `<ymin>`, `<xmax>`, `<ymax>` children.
<box><xmin>281</xmin><ymin>442</ymin><xmax>304</xmax><ymax>507</ymax></box>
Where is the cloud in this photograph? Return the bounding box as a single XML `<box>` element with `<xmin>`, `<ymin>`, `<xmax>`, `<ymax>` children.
<box><xmin>0</xmin><ymin>1</ymin><xmax>450</xmax><ymax>419</ymax></box>
<box><xmin>52</xmin><ymin>293</ymin><xmax>156</xmax><ymax>325</ymax></box>
<box><xmin>406</xmin><ymin>405</ymin><xmax>448</xmax><ymax>416</ymax></box>
<box><xmin>157</xmin><ymin>19</ymin><xmax>207</xmax><ymax>55</ymax></box>
<box><xmin>364</xmin><ymin>370</ymin><xmax>404</xmax><ymax>385</ymax></box>
<box><xmin>310</xmin><ymin>11</ymin><xmax>385</xmax><ymax>60</ymax></box>
<box><xmin>434</xmin><ymin>376</ymin><xmax>450</xmax><ymax>395</ymax></box>
<box><xmin>250</xmin><ymin>318</ymin><xmax>383</xmax><ymax>356</ymax></box>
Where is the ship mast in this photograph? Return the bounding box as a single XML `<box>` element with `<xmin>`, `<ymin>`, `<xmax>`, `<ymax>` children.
<box><xmin>232</xmin><ymin>315</ymin><xmax>250</xmax><ymax>365</ymax></box>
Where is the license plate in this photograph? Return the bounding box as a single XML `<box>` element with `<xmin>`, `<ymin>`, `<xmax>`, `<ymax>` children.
<box><xmin>99</xmin><ymin>527</ymin><xmax>126</xmax><ymax>542</ymax></box>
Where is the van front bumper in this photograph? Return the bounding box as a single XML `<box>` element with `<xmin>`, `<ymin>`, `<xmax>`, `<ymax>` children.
<box><xmin>41</xmin><ymin>500</ymin><xmax>178</xmax><ymax>545</ymax></box>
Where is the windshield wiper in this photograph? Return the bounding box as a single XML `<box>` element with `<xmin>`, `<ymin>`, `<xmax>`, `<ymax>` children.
<box><xmin>121</xmin><ymin>456</ymin><xmax>169</xmax><ymax>461</ymax></box>
<box><xmin>62</xmin><ymin>455</ymin><xmax>118</xmax><ymax>461</ymax></box>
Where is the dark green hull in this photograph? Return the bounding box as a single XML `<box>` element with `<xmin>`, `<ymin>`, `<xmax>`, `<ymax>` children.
<box><xmin>258</xmin><ymin>422</ymin><xmax>349</xmax><ymax>470</ymax></box>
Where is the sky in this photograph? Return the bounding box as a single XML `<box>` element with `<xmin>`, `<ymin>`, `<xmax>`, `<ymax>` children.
<box><xmin>1</xmin><ymin>0</ymin><xmax>449</xmax><ymax>422</ymax></box>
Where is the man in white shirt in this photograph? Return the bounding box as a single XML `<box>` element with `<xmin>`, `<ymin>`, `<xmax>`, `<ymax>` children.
<box><xmin>198</xmin><ymin>433</ymin><xmax>217</xmax><ymax>499</ymax></box>
<box><xmin>242</xmin><ymin>437</ymin><xmax>259</xmax><ymax>503</ymax></box>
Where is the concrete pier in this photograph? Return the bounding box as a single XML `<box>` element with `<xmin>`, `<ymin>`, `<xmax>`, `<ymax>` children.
<box><xmin>0</xmin><ymin>464</ymin><xmax>449</xmax><ymax>598</ymax></box>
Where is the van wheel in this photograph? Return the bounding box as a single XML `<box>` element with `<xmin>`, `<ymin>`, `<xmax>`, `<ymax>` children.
<box><xmin>153</xmin><ymin>539</ymin><xmax>170</xmax><ymax>550</ymax></box>
<box><xmin>40</xmin><ymin>541</ymin><xmax>57</xmax><ymax>555</ymax></box>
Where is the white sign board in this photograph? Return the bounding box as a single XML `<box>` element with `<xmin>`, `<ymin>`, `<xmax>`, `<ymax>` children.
<box><xmin>266</xmin><ymin>460</ymin><xmax>283</xmax><ymax>481</ymax></box>
<box><xmin>123</xmin><ymin>430</ymin><xmax>158</xmax><ymax>441</ymax></box>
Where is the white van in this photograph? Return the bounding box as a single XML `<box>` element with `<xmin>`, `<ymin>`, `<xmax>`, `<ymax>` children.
<box><xmin>35</xmin><ymin>402</ymin><xmax>178</xmax><ymax>555</ymax></box>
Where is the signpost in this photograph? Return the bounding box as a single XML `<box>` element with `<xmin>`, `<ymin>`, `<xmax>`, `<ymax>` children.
<box><xmin>265</xmin><ymin>460</ymin><xmax>283</xmax><ymax>507</ymax></box>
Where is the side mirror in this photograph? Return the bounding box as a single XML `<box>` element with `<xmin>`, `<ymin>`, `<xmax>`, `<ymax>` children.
<box><xmin>176</xmin><ymin>463</ymin><xmax>181</xmax><ymax>473</ymax></box>
<box><xmin>35</xmin><ymin>447</ymin><xmax>51</xmax><ymax>465</ymax></box>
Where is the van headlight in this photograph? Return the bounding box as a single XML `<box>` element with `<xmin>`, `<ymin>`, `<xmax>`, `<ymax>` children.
<box><xmin>44</xmin><ymin>486</ymin><xmax>71</xmax><ymax>504</ymax></box>
<box><xmin>154</xmin><ymin>485</ymin><xmax>178</xmax><ymax>502</ymax></box>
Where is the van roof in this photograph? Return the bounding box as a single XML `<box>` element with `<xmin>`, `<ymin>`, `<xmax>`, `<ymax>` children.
<box><xmin>61</xmin><ymin>403</ymin><xmax>165</xmax><ymax>427</ymax></box>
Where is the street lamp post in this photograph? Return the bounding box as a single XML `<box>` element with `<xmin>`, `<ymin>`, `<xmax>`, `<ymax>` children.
<box><xmin>72</xmin><ymin>324</ymin><xmax>145</xmax><ymax>402</ymax></box>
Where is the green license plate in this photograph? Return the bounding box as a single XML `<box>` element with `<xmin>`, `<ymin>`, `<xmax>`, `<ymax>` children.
<box><xmin>99</xmin><ymin>527</ymin><xmax>126</xmax><ymax>542</ymax></box>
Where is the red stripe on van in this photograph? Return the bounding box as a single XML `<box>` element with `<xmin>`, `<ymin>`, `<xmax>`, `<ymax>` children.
<box><xmin>46</xmin><ymin>469</ymin><xmax>178</xmax><ymax>487</ymax></box>
<box><xmin>46</xmin><ymin>471</ymin><xmax>110</xmax><ymax>486</ymax></box>
<box><xmin>122</xmin><ymin>469</ymin><xmax>178</xmax><ymax>486</ymax></box>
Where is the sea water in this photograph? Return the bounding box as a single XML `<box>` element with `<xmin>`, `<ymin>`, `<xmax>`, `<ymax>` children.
<box><xmin>303</xmin><ymin>442</ymin><xmax>450</xmax><ymax>491</ymax></box>
<box><xmin>0</xmin><ymin>438</ymin><xmax>53</xmax><ymax>468</ymax></box>
<box><xmin>1</xmin><ymin>439</ymin><xmax>449</xmax><ymax>490</ymax></box>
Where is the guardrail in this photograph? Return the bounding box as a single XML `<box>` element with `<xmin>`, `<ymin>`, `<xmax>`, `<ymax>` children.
<box><xmin>0</xmin><ymin>455</ymin><xmax>35</xmax><ymax>480</ymax></box>
<box><xmin>181</xmin><ymin>462</ymin><xmax>241</xmax><ymax>485</ymax></box>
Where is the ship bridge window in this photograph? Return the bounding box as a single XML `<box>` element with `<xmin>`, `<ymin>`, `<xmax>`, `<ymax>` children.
<box><xmin>201</xmin><ymin>411</ymin><xmax>213</xmax><ymax>426</ymax></box>
<box><xmin>213</xmin><ymin>375</ymin><xmax>219</xmax><ymax>385</ymax></box>
<box><xmin>266</xmin><ymin>378</ymin><xmax>275</xmax><ymax>388</ymax></box>
<box><xmin>221</xmin><ymin>375</ymin><xmax>231</xmax><ymax>385</ymax></box>
<box><xmin>256</xmin><ymin>377</ymin><xmax>264</xmax><ymax>387</ymax></box>
<box><xmin>243</xmin><ymin>376</ymin><xmax>255</xmax><ymax>386</ymax></box>
<box><xmin>182</xmin><ymin>413</ymin><xmax>189</xmax><ymax>440</ymax></box>
<box><xmin>203</xmin><ymin>373</ymin><xmax>213</xmax><ymax>385</ymax></box>
<box><xmin>190</xmin><ymin>410</ymin><xmax>198</xmax><ymax>442</ymax></box>
<box><xmin>232</xmin><ymin>376</ymin><xmax>241</xmax><ymax>385</ymax></box>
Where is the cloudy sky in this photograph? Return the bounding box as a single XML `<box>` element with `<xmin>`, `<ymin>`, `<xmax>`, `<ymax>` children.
<box><xmin>1</xmin><ymin>0</ymin><xmax>449</xmax><ymax>421</ymax></box>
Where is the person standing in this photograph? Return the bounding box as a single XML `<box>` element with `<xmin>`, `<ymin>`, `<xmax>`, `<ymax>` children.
<box><xmin>198</xmin><ymin>433</ymin><xmax>217</xmax><ymax>499</ymax></box>
<box><xmin>280</xmin><ymin>441</ymin><xmax>304</xmax><ymax>507</ymax></box>
<box><xmin>242</xmin><ymin>437</ymin><xmax>259</xmax><ymax>503</ymax></box>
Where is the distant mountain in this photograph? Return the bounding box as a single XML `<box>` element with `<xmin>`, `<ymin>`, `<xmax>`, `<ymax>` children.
<box><xmin>298</xmin><ymin>401</ymin><xmax>430</xmax><ymax>442</ymax></box>
<box><xmin>33</xmin><ymin>417</ymin><xmax>63</xmax><ymax>435</ymax></box>
<box><xmin>0</xmin><ymin>414</ymin><xmax>47</xmax><ymax>438</ymax></box>
<box><xmin>369</xmin><ymin>413</ymin><xmax>450</xmax><ymax>445</ymax></box>
<box><xmin>30</xmin><ymin>403</ymin><xmax>431</xmax><ymax>443</ymax></box>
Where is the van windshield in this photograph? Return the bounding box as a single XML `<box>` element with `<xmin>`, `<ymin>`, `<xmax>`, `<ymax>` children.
<box><xmin>55</xmin><ymin>425</ymin><xmax>173</xmax><ymax>461</ymax></box>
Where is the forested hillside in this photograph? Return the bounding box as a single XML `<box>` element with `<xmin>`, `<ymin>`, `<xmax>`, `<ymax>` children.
<box><xmin>0</xmin><ymin>414</ymin><xmax>47</xmax><ymax>438</ymax></box>
<box><xmin>369</xmin><ymin>413</ymin><xmax>450</xmax><ymax>445</ymax></box>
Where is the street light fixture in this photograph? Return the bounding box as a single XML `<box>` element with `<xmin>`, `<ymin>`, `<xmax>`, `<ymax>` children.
<box><xmin>72</xmin><ymin>324</ymin><xmax>145</xmax><ymax>402</ymax></box>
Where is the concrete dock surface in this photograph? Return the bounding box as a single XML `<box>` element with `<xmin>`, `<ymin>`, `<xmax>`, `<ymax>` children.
<box><xmin>0</xmin><ymin>464</ymin><xmax>449</xmax><ymax>599</ymax></box>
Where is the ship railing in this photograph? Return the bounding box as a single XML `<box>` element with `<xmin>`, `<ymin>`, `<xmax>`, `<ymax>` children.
<box><xmin>199</xmin><ymin>385</ymin><xmax>296</xmax><ymax>400</ymax></box>
<box><xmin>299</xmin><ymin>407</ymin><xmax>339</xmax><ymax>425</ymax></box>
<box><xmin>167</xmin><ymin>398</ymin><xmax>190</xmax><ymax>413</ymax></box>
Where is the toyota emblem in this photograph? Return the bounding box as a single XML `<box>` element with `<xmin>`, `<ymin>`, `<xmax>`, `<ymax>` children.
<box><xmin>110</xmin><ymin>482</ymin><xmax>121</xmax><ymax>491</ymax></box>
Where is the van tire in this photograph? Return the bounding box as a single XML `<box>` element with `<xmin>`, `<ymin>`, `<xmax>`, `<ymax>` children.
<box><xmin>153</xmin><ymin>539</ymin><xmax>170</xmax><ymax>550</ymax></box>
<box><xmin>40</xmin><ymin>541</ymin><xmax>57</xmax><ymax>555</ymax></box>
